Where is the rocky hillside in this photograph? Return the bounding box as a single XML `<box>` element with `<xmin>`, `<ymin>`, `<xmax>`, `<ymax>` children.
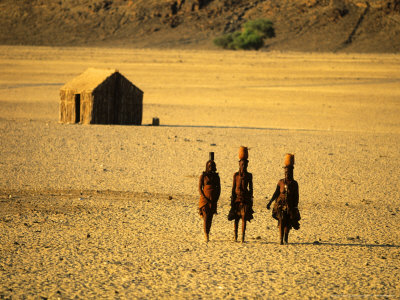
<box><xmin>0</xmin><ymin>0</ymin><xmax>399</xmax><ymax>52</ymax></box>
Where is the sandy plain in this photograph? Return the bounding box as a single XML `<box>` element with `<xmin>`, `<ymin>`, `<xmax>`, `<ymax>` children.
<box><xmin>0</xmin><ymin>46</ymin><xmax>400</xmax><ymax>299</ymax></box>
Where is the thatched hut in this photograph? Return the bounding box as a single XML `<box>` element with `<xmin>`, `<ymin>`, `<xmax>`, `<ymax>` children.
<box><xmin>59</xmin><ymin>68</ymin><xmax>143</xmax><ymax>125</ymax></box>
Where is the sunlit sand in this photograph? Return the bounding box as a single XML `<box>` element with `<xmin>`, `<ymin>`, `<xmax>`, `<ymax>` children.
<box><xmin>0</xmin><ymin>46</ymin><xmax>399</xmax><ymax>298</ymax></box>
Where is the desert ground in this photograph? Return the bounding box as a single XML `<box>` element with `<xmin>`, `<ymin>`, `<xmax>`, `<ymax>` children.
<box><xmin>0</xmin><ymin>45</ymin><xmax>399</xmax><ymax>298</ymax></box>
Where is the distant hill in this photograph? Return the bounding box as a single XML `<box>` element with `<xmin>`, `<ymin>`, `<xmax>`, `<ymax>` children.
<box><xmin>1</xmin><ymin>0</ymin><xmax>399</xmax><ymax>52</ymax></box>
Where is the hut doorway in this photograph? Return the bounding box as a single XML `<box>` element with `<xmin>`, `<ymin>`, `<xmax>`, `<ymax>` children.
<box><xmin>75</xmin><ymin>94</ymin><xmax>80</xmax><ymax>123</ymax></box>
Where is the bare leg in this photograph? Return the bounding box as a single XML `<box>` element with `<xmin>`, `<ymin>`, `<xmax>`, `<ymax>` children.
<box><xmin>241</xmin><ymin>215</ymin><xmax>246</xmax><ymax>243</ymax></box>
<box><xmin>234</xmin><ymin>219</ymin><xmax>239</xmax><ymax>242</ymax></box>
<box><xmin>283</xmin><ymin>212</ymin><xmax>290</xmax><ymax>244</ymax></box>
<box><xmin>284</xmin><ymin>227</ymin><xmax>289</xmax><ymax>245</ymax></box>
<box><xmin>203</xmin><ymin>211</ymin><xmax>209</xmax><ymax>243</ymax></box>
<box><xmin>279</xmin><ymin>220</ymin><xmax>284</xmax><ymax>245</ymax></box>
<box><xmin>206</xmin><ymin>213</ymin><xmax>213</xmax><ymax>242</ymax></box>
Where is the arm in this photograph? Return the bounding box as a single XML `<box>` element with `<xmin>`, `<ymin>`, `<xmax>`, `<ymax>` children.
<box><xmin>293</xmin><ymin>181</ymin><xmax>299</xmax><ymax>208</ymax></box>
<box><xmin>199</xmin><ymin>174</ymin><xmax>209</xmax><ymax>202</ymax></box>
<box><xmin>231</xmin><ymin>173</ymin><xmax>237</xmax><ymax>206</ymax></box>
<box><xmin>249</xmin><ymin>173</ymin><xmax>253</xmax><ymax>199</ymax></box>
<box><xmin>267</xmin><ymin>184</ymin><xmax>280</xmax><ymax>209</ymax></box>
<box><xmin>216</xmin><ymin>174</ymin><xmax>221</xmax><ymax>201</ymax></box>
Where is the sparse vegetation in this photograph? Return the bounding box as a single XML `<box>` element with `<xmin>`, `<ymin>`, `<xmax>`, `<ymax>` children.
<box><xmin>213</xmin><ymin>18</ymin><xmax>275</xmax><ymax>50</ymax></box>
<box><xmin>243</xmin><ymin>18</ymin><xmax>275</xmax><ymax>39</ymax></box>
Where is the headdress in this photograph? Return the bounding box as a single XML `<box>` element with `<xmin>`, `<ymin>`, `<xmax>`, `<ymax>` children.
<box><xmin>284</xmin><ymin>153</ymin><xmax>295</xmax><ymax>168</ymax></box>
<box><xmin>239</xmin><ymin>146</ymin><xmax>248</xmax><ymax>161</ymax></box>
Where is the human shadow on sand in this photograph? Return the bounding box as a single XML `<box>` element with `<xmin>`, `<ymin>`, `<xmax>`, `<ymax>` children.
<box><xmin>239</xmin><ymin>239</ymin><xmax>400</xmax><ymax>248</ymax></box>
<box><xmin>196</xmin><ymin>239</ymin><xmax>399</xmax><ymax>248</ymax></box>
<box><xmin>290</xmin><ymin>241</ymin><xmax>400</xmax><ymax>248</ymax></box>
<box><xmin>160</xmin><ymin>124</ymin><xmax>321</xmax><ymax>132</ymax></box>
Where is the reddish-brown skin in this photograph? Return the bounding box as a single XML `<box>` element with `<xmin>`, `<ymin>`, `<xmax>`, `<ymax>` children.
<box><xmin>231</xmin><ymin>159</ymin><xmax>253</xmax><ymax>243</ymax></box>
<box><xmin>198</xmin><ymin>160</ymin><xmax>220</xmax><ymax>242</ymax></box>
<box><xmin>267</xmin><ymin>166</ymin><xmax>300</xmax><ymax>245</ymax></box>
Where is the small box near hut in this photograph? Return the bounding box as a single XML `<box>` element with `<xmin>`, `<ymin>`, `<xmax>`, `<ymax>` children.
<box><xmin>59</xmin><ymin>68</ymin><xmax>143</xmax><ymax>125</ymax></box>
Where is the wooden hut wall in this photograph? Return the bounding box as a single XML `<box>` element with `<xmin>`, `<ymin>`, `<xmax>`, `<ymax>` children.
<box><xmin>118</xmin><ymin>73</ymin><xmax>143</xmax><ymax>125</ymax></box>
<box><xmin>61</xmin><ymin>71</ymin><xmax>143</xmax><ymax>125</ymax></box>
<box><xmin>132</xmin><ymin>86</ymin><xmax>143</xmax><ymax>125</ymax></box>
<box><xmin>113</xmin><ymin>73</ymin><xmax>122</xmax><ymax>124</ymax></box>
<box><xmin>59</xmin><ymin>89</ymin><xmax>77</xmax><ymax>123</ymax></box>
<box><xmin>80</xmin><ymin>92</ymin><xmax>94</xmax><ymax>124</ymax></box>
<box><xmin>92</xmin><ymin>76</ymin><xmax>116</xmax><ymax>124</ymax></box>
<box><xmin>92</xmin><ymin>73</ymin><xmax>143</xmax><ymax>125</ymax></box>
<box><xmin>59</xmin><ymin>90</ymin><xmax>67</xmax><ymax>123</ymax></box>
<box><xmin>60</xmin><ymin>90</ymin><xmax>93</xmax><ymax>124</ymax></box>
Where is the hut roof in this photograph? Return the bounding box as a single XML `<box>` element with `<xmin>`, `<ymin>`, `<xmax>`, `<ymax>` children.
<box><xmin>61</xmin><ymin>68</ymin><xmax>117</xmax><ymax>93</ymax></box>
